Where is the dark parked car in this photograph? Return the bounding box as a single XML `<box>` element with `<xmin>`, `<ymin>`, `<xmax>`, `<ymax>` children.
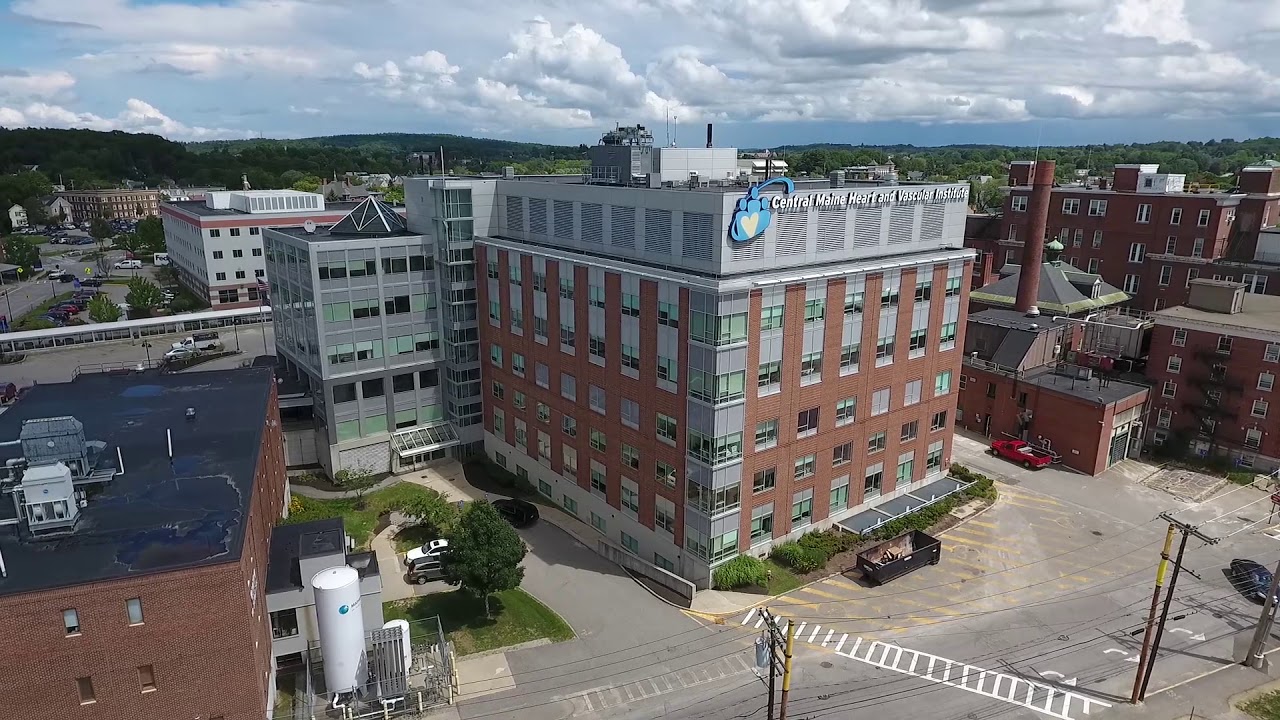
<box><xmin>44</xmin><ymin>310</ymin><xmax>69</xmax><ymax>321</ymax></box>
<box><xmin>80</xmin><ymin>278</ymin><xmax>104</xmax><ymax>287</ymax></box>
<box><xmin>492</xmin><ymin>498</ymin><xmax>539</xmax><ymax>528</ymax></box>
<box><xmin>1231</xmin><ymin>559</ymin><xmax>1278</xmax><ymax>603</ymax></box>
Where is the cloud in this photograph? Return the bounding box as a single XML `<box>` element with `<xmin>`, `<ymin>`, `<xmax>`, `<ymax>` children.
<box><xmin>0</xmin><ymin>98</ymin><xmax>250</xmax><ymax>140</ymax></box>
<box><xmin>3</xmin><ymin>0</ymin><xmax>1280</xmax><ymax>140</ymax></box>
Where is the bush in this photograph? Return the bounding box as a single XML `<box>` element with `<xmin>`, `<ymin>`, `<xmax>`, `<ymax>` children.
<box><xmin>862</xmin><ymin>465</ymin><xmax>997</xmax><ymax>541</ymax></box>
<box><xmin>797</xmin><ymin>530</ymin><xmax>857</xmax><ymax>563</ymax></box>
<box><xmin>770</xmin><ymin>542</ymin><xmax>825</xmax><ymax>573</ymax></box>
<box><xmin>713</xmin><ymin>555</ymin><xmax>769</xmax><ymax>590</ymax></box>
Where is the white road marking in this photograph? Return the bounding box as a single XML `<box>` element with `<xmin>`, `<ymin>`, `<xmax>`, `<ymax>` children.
<box><xmin>822</xmin><ymin>629</ymin><xmax>835</xmax><ymax>647</ymax></box>
<box><xmin>1170</xmin><ymin>628</ymin><xmax>1207</xmax><ymax>641</ymax></box>
<box><xmin>741</xmin><ymin>608</ymin><xmax>756</xmax><ymax>625</ymax></box>
<box><xmin>835</xmin><ymin>634</ymin><xmax>848</xmax><ymax>652</ymax></box>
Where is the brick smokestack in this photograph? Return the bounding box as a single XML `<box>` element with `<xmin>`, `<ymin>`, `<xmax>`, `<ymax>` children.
<box><xmin>1014</xmin><ymin>160</ymin><xmax>1056</xmax><ymax>316</ymax></box>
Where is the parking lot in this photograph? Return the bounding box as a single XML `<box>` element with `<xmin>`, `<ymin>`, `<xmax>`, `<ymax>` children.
<box><xmin>731</xmin><ymin>434</ymin><xmax>1280</xmax><ymax>719</ymax></box>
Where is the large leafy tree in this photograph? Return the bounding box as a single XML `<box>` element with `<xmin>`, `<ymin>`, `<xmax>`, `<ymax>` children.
<box><xmin>87</xmin><ymin>294</ymin><xmax>122</xmax><ymax>323</ymax></box>
<box><xmin>124</xmin><ymin>276</ymin><xmax>164</xmax><ymax>315</ymax></box>
<box><xmin>394</xmin><ymin>488</ymin><xmax>459</xmax><ymax>536</ymax></box>
<box><xmin>89</xmin><ymin>217</ymin><xmax>112</xmax><ymax>241</ymax></box>
<box><xmin>2</xmin><ymin>236</ymin><xmax>40</xmax><ymax>271</ymax></box>
<box><xmin>442</xmin><ymin>502</ymin><xmax>526</xmax><ymax>616</ymax></box>
<box><xmin>116</xmin><ymin>216</ymin><xmax>166</xmax><ymax>256</ymax></box>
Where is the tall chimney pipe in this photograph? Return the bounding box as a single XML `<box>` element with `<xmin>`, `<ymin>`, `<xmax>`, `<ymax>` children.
<box><xmin>706</xmin><ymin>123</ymin><xmax>713</xmax><ymax>149</ymax></box>
<box><xmin>1014</xmin><ymin>160</ymin><xmax>1056</xmax><ymax>317</ymax></box>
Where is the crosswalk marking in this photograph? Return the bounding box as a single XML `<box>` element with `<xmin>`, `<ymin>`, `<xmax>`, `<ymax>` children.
<box><xmin>739</xmin><ymin>608</ymin><xmax>1112</xmax><ymax>720</ymax></box>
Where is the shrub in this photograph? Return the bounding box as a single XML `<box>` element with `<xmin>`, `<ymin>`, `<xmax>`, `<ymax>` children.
<box><xmin>797</xmin><ymin>530</ymin><xmax>857</xmax><ymax>562</ymax></box>
<box><xmin>863</xmin><ymin>466</ymin><xmax>997</xmax><ymax>541</ymax></box>
<box><xmin>713</xmin><ymin>555</ymin><xmax>768</xmax><ymax>590</ymax></box>
<box><xmin>770</xmin><ymin>542</ymin><xmax>824</xmax><ymax>573</ymax></box>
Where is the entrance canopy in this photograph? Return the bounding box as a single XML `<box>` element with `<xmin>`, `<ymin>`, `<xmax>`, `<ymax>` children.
<box><xmin>391</xmin><ymin>422</ymin><xmax>460</xmax><ymax>458</ymax></box>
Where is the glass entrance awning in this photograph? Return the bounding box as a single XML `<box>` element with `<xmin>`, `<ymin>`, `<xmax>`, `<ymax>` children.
<box><xmin>391</xmin><ymin>423</ymin><xmax>460</xmax><ymax>458</ymax></box>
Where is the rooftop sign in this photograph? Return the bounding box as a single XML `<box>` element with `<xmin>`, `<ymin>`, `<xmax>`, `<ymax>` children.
<box><xmin>730</xmin><ymin>178</ymin><xmax>968</xmax><ymax>243</ymax></box>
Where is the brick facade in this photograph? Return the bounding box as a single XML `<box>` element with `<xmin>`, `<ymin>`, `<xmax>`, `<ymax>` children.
<box><xmin>0</xmin><ymin>385</ymin><xmax>287</xmax><ymax>720</ymax></box>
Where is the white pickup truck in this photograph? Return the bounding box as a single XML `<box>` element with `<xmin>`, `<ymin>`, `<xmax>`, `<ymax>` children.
<box><xmin>170</xmin><ymin>332</ymin><xmax>221</xmax><ymax>352</ymax></box>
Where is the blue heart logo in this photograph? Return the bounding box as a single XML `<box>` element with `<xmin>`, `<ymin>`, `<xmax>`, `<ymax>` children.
<box><xmin>728</xmin><ymin>177</ymin><xmax>794</xmax><ymax>243</ymax></box>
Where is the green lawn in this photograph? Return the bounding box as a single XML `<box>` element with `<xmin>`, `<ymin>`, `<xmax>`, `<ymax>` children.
<box><xmin>383</xmin><ymin>588</ymin><xmax>574</xmax><ymax>656</ymax></box>
<box><xmin>1241</xmin><ymin>690</ymin><xmax>1280</xmax><ymax>719</ymax></box>
<box><xmin>763</xmin><ymin>559</ymin><xmax>803</xmax><ymax>595</ymax></box>
<box><xmin>282</xmin><ymin>483</ymin><xmax>439</xmax><ymax>549</ymax></box>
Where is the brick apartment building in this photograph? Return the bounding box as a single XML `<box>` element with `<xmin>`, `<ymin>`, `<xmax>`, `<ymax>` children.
<box><xmin>463</xmin><ymin>162</ymin><xmax>975</xmax><ymax>588</ymax></box>
<box><xmin>967</xmin><ymin>162</ymin><xmax>1280</xmax><ymax>312</ymax></box>
<box><xmin>1145</xmin><ymin>279</ymin><xmax>1280</xmax><ymax>473</ymax></box>
<box><xmin>162</xmin><ymin>190</ymin><xmax>403</xmax><ymax>309</ymax></box>
<box><xmin>0</xmin><ymin>369</ymin><xmax>287</xmax><ymax>720</ymax></box>
<box><xmin>59</xmin><ymin>189</ymin><xmax>161</xmax><ymax>224</ymax></box>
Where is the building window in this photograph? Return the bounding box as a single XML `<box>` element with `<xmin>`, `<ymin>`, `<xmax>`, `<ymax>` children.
<box><xmin>836</xmin><ymin>398</ymin><xmax>856</xmax><ymax>425</ymax></box>
<box><xmin>621</xmin><ymin>292</ymin><xmax>641</xmax><ymax>317</ymax></box>
<box><xmin>656</xmin><ymin>355</ymin><xmax>677</xmax><ymax>382</ymax></box>
<box><xmin>1062</xmin><ymin>198</ymin><xmax>1079</xmax><ymax>215</ymax></box>
<box><xmin>753</xmin><ymin>468</ymin><xmax>776</xmax><ymax>493</ymax></box>
<box><xmin>1264</xmin><ymin>373</ymin><xmax>1277</xmax><ymax>392</ymax></box>
<box><xmin>622</xmin><ymin>484</ymin><xmax>639</xmax><ymax>515</ymax></box>
<box><xmin>622</xmin><ymin>442</ymin><xmax>640</xmax><ymax>470</ymax></box>
<box><xmin>656</xmin><ymin>461</ymin><xmax>677</xmax><ymax>489</ymax></box>
<box><xmin>509</xmin><ymin>264</ymin><xmax>522</xmax><ymax>285</ymax></box>
<box><xmin>138</xmin><ymin>664</ymin><xmax>157</xmax><ymax>692</ymax></box>
<box><xmin>1253</xmin><ymin>400</ymin><xmax>1269</xmax><ymax>419</ymax></box>
<box><xmin>589</xmin><ymin>429</ymin><xmax>607</xmax><ymax>452</ymax></box>
<box><xmin>621</xmin><ymin>532</ymin><xmax>640</xmax><ymax>555</ymax></box>
<box><xmin>903</xmin><ymin>378</ymin><xmax>922</xmax><ymax>406</ymax></box>
<box><xmin>1170</xmin><ymin>208</ymin><xmax>1182</xmax><ymax>225</ymax></box>
<box><xmin>867</xmin><ymin>431</ymin><xmax>886</xmax><ymax>454</ymax></box>
<box><xmin>832</xmin><ymin>442</ymin><xmax>852</xmax><ymax>467</ymax></box>
<box><xmin>657</xmin><ymin>413</ymin><xmax>678</xmax><ymax>443</ymax></box>
<box><xmin>896</xmin><ymin>453</ymin><xmax>915</xmax><ymax>485</ymax></box>
<box><xmin>1172</xmin><ymin>329</ymin><xmax>1187</xmax><ymax>347</ymax></box>
<box><xmin>1128</xmin><ymin>243</ymin><xmax>1145</xmax><ymax>263</ymax></box>
<box><xmin>63</xmin><ymin>608</ymin><xmax>80</xmax><ymax>635</ymax></box>
<box><xmin>800</xmin><ymin>352</ymin><xmax>823</xmax><ymax>382</ymax></box>
<box><xmin>657</xmin><ymin>300</ymin><xmax>679</xmax><ymax>328</ymax></box>
<box><xmin>908</xmin><ymin>329</ymin><xmax>927</xmax><ymax>356</ymax></box>
<box><xmin>589</xmin><ymin>284</ymin><xmax>605</xmax><ymax>308</ymax></box>
<box><xmin>797</xmin><ymin>407</ymin><xmax>820</xmax><ymax>437</ymax></box>
<box><xmin>761</xmin><ymin>304</ymin><xmax>784</xmax><ymax>330</ymax></box>
<box><xmin>804</xmin><ymin>298</ymin><xmax>826</xmax><ymax>323</ymax></box>
<box><xmin>1247</xmin><ymin>429</ymin><xmax>1263</xmax><ymax>449</ymax></box>
<box><xmin>840</xmin><ymin>343</ymin><xmax>861</xmax><ymax>374</ymax></box>
<box><xmin>1167</xmin><ymin>356</ymin><xmax>1182</xmax><ymax>373</ymax></box>
<box><xmin>1192</xmin><ymin>238</ymin><xmax>1204</xmax><ymax>257</ymax></box>
<box><xmin>126</xmin><ymin>598</ymin><xmax>144</xmax><ymax>625</ymax></box>
<box><xmin>1198</xmin><ymin>208</ymin><xmax>1211</xmax><ymax>227</ymax></box>
<box><xmin>533</xmin><ymin>271</ymin><xmax>547</xmax><ymax>293</ymax></box>
<box><xmin>77</xmin><ymin>677</ymin><xmax>95</xmax><ymax>705</ymax></box>
<box><xmin>791</xmin><ymin>492</ymin><xmax>813</xmax><ymax>528</ymax></box>
<box><xmin>588</xmin><ymin>334</ymin><xmax>606</xmax><ymax>360</ymax></box>
<box><xmin>901</xmin><ymin>420</ymin><xmax>919</xmax><ymax>442</ymax></box>
<box><xmin>1011</xmin><ymin>195</ymin><xmax>1027</xmax><ymax>212</ymax></box>
<box><xmin>931</xmin><ymin>410</ymin><xmax>948</xmax><ymax>432</ymax></box>
<box><xmin>756</xmin><ymin>419</ymin><xmax>779</xmax><ymax>450</ymax></box>
<box><xmin>751</xmin><ymin>509</ymin><xmax>774</xmax><ymax>543</ymax></box>
<box><xmin>622</xmin><ymin>345</ymin><xmax>641</xmax><ymax>371</ymax></box>
<box><xmin>864</xmin><ymin>464</ymin><xmax>883</xmax><ymax>501</ymax></box>
<box><xmin>1218</xmin><ymin>336</ymin><xmax>1234</xmax><ymax>354</ymax></box>
<box><xmin>560</xmin><ymin>277</ymin><xmax>576</xmax><ymax>300</ymax></box>
<box><xmin>875</xmin><ymin>335</ymin><xmax>894</xmax><ymax>366</ymax></box>
<box><xmin>561</xmin><ymin>495</ymin><xmax>578</xmax><ymax>516</ymax></box>
<box><xmin>1123</xmin><ymin>275</ymin><xmax>1140</xmax><ymax>294</ymax></box>
<box><xmin>871</xmin><ymin>387</ymin><xmax>890</xmax><ymax>415</ymax></box>
<box><xmin>1159</xmin><ymin>266</ymin><xmax>1172</xmax><ymax>286</ymax></box>
<box><xmin>1088</xmin><ymin>199</ymin><xmax>1107</xmax><ymax>216</ymax></box>
<box><xmin>232</xmin><ymin>247</ymin><xmax>243</xmax><ymax>256</ymax></box>
<box><xmin>794</xmin><ymin>454</ymin><xmax>816</xmax><ymax>480</ymax></box>
<box><xmin>1162</xmin><ymin>381</ymin><xmax>1177</xmax><ymax>398</ymax></box>
<box><xmin>934</xmin><ymin>370</ymin><xmax>952</xmax><ymax>395</ymax></box>
<box><xmin>1267</xmin><ymin>344</ymin><xmax>1280</xmax><ymax>363</ymax></box>
<box><xmin>591</xmin><ymin>512</ymin><xmax>607</xmax><ymax>534</ymax></box>
<box><xmin>940</xmin><ymin>322</ymin><xmax>957</xmax><ymax>350</ymax></box>
<box><xmin>1136</xmin><ymin>204</ymin><xmax>1152</xmax><ymax>224</ymax></box>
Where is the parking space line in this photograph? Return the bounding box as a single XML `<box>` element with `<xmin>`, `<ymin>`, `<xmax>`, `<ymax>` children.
<box><xmin>943</xmin><ymin>531</ymin><xmax>1022</xmax><ymax>555</ymax></box>
<box><xmin>998</xmin><ymin>499</ymin><xmax>1078</xmax><ymax>517</ymax></box>
<box><xmin>792</xmin><ymin>584</ymin><xmax>852</xmax><ymax>602</ymax></box>
<box><xmin>998</xmin><ymin>487</ymin><xmax>1066</xmax><ymax>506</ymax></box>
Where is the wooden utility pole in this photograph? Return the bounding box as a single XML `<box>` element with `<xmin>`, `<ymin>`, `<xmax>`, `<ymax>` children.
<box><xmin>1135</xmin><ymin>513</ymin><xmax>1217</xmax><ymax>702</ymax></box>
<box><xmin>1131</xmin><ymin>524</ymin><xmax>1176</xmax><ymax>703</ymax></box>
<box><xmin>779</xmin><ymin>619</ymin><xmax>796</xmax><ymax>720</ymax></box>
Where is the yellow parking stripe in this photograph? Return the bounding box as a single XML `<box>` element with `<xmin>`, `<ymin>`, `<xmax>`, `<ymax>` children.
<box><xmin>943</xmin><ymin>531</ymin><xmax>1023</xmax><ymax>555</ymax></box>
<box><xmin>962</xmin><ymin>519</ymin><xmax>1000</xmax><ymax>530</ymax></box>
<box><xmin>997</xmin><ymin>486</ymin><xmax>1066</xmax><ymax>507</ymax></box>
<box><xmin>998</xmin><ymin>498</ymin><xmax>1079</xmax><ymax>517</ymax></box>
<box><xmin>792</xmin><ymin>584</ymin><xmax>851</xmax><ymax>602</ymax></box>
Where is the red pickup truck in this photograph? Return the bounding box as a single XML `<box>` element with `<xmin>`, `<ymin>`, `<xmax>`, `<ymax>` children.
<box><xmin>989</xmin><ymin>439</ymin><xmax>1054</xmax><ymax>469</ymax></box>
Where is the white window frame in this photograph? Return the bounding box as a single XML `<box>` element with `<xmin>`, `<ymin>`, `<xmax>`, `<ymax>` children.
<box><xmin>1088</xmin><ymin>199</ymin><xmax>1107</xmax><ymax>217</ymax></box>
<box><xmin>1136</xmin><ymin>204</ymin><xmax>1152</xmax><ymax>224</ymax></box>
<box><xmin>1062</xmin><ymin>198</ymin><xmax>1080</xmax><ymax>215</ymax></box>
<box><xmin>1011</xmin><ymin>195</ymin><xmax>1027</xmax><ymax>212</ymax></box>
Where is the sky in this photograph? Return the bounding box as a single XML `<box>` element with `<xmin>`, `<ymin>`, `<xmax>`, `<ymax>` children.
<box><xmin>0</xmin><ymin>0</ymin><xmax>1278</xmax><ymax>148</ymax></box>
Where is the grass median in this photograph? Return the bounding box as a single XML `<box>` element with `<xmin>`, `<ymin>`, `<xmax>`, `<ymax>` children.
<box><xmin>281</xmin><ymin>482</ymin><xmax>437</xmax><ymax>549</ymax></box>
<box><xmin>384</xmin><ymin>588</ymin><xmax>574</xmax><ymax>656</ymax></box>
<box><xmin>1241</xmin><ymin>690</ymin><xmax>1280</xmax><ymax>719</ymax></box>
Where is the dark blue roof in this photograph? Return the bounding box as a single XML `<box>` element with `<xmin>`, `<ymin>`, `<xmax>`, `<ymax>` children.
<box><xmin>0</xmin><ymin>369</ymin><xmax>274</xmax><ymax>598</ymax></box>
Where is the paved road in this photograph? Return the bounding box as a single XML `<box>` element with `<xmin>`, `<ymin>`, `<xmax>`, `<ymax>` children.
<box><xmin>694</xmin><ymin>435</ymin><xmax>1280</xmax><ymax>720</ymax></box>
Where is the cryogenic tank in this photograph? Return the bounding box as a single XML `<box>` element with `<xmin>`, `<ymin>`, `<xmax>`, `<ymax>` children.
<box><xmin>383</xmin><ymin>619</ymin><xmax>412</xmax><ymax>673</ymax></box>
<box><xmin>312</xmin><ymin>566</ymin><xmax>367</xmax><ymax>695</ymax></box>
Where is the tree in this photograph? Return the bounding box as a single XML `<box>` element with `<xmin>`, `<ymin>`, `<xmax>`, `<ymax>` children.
<box><xmin>2</xmin><ymin>236</ymin><xmax>40</xmax><ymax>271</ymax></box>
<box><xmin>22</xmin><ymin>198</ymin><xmax>48</xmax><ymax>228</ymax></box>
<box><xmin>333</xmin><ymin>467</ymin><xmax>380</xmax><ymax>508</ymax></box>
<box><xmin>116</xmin><ymin>216</ymin><xmax>166</xmax><ymax>257</ymax></box>
<box><xmin>381</xmin><ymin>185</ymin><xmax>405</xmax><ymax>205</ymax></box>
<box><xmin>442</xmin><ymin>502</ymin><xmax>526</xmax><ymax>616</ymax></box>
<box><xmin>89</xmin><ymin>217</ymin><xmax>112</xmax><ymax>241</ymax></box>
<box><xmin>394</xmin><ymin>488</ymin><xmax>459</xmax><ymax>535</ymax></box>
<box><xmin>87</xmin><ymin>294</ymin><xmax>122</xmax><ymax>323</ymax></box>
<box><xmin>969</xmin><ymin>179</ymin><xmax>1004</xmax><ymax>213</ymax></box>
<box><xmin>124</xmin><ymin>276</ymin><xmax>164</xmax><ymax>315</ymax></box>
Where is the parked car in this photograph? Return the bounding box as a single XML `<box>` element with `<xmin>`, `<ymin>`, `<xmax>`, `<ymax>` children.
<box><xmin>53</xmin><ymin>304</ymin><xmax>81</xmax><ymax>315</ymax></box>
<box><xmin>989</xmin><ymin>439</ymin><xmax>1054</xmax><ymax>469</ymax></box>
<box><xmin>79</xmin><ymin>278</ymin><xmax>104</xmax><ymax>288</ymax></box>
<box><xmin>1230</xmin><ymin>559</ymin><xmax>1279</xmax><ymax>603</ymax></box>
<box><xmin>492</xmin><ymin>498</ymin><xmax>540</xmax><ymax>528</ymax></box>
<box><xmin>114</xmin><ymin>259</ymin><xmax>142</xmax><ymax>270</ymax></box>
<box><xmin>164</xmin><ymin>346</ymin><xmax>198</xmax><ymax>361</ymax></box>
<box><xmin>44</xmin><ymin>309</ymin><xmax>69</xmax><ymax>321</ymax></box>
<box><xmin>404</xmin><ymin>538</ymin><xmax>448</xmax><ymax>565</ymax></box>
<box><xmin>406</xmin><ymin>557</ymin><xmax>445</xmax><ymax>585</ymax></box>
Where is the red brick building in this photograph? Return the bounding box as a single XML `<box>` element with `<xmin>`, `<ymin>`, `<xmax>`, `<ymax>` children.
<box><xmin>1144</xmin><ymin>279</ymin><xmax>1280</xmax><ymax>473</ymax></box>
<box><xmin>956</xmin><ymin>309</ymin><xmax>1150</xmax><ymax>475</ymax></box>
<box><xmin>0</xmin><ymin>369</ymin><xmax>287</xmax><ymax>720</ymax></box>
<box><xmin>967</xmin><ymin>162</ymin><xmax>1280</xmax><ymax>312</ymax></box>
<box><xmin>474</xmin><ymin>177</ymin><xmax>975</xmax><ymax>588</ymax></box>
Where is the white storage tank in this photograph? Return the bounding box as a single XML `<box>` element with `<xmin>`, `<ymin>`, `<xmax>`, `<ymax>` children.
<box><xmin>383</xmin><ymin>619</ymin><xmax>412</xmax><ymax>673</ymax></box>
<box><xmin>312</xmin><ymin>566</ymin><xmax>367</xmax><ymax>695</ymax></box>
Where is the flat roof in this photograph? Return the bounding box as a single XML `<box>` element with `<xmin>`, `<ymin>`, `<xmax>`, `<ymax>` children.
<box><xmin>1019</xmin><ymin>365</ymin><xmax>1149</xmax><ymax>406</ymax></box>
<box><xmin>166</xmin><ymin>199</ymin><xmax>365</xmax><ymax>218</ymax></box>
<box><xmin>270</xmin><ymin>225</ymin><xmax>419</xmax><ymax>243</ymax></box>
<box><xmin>838</xmin><ymin>477</ymin><xmax>969</xmax><ymax>534</ymax></box>
<box><xmin>1153</xmin><ymin>292</ymin><xmax>1280</xmax><ymax>334</ymax></box>
<box><xmin>266</xmin><ymin>517</ymin><xmax>382</xmax><ymax>594</ymax></box>
<box><xmin>0</xmin><ymin>369</ymin><xmax>275</xmax><ymax>598</ymax></box>
<box><xmin>969</xmin><ymin>308</ymin><xmax>1058</xmax><ymax>332</ymax></box>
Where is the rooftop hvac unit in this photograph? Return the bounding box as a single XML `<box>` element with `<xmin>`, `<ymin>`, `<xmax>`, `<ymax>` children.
<box><xmin>1075</xmin><ymin>366</ymin><xmax>1094</xmax><ymax>381</ymax></box>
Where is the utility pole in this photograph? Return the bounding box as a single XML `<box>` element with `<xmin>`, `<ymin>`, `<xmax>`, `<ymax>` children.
<box><xmin>1135</xmin><ymin>513</ymin><xmax>1218</xmax><ymax>702</ymax></box>
<box><xmin>1131</xmin><ymin>523</ymin><xmax>1176</xmax><ymax>703</ymax></box>
<box><xmin>756</xmin><ymin>609</ymin><xmax>790</xmax><ymax>720</ymax></box>
<box><xmin>1246</xmin><ymin>559</ymin><xmax>1280</xmax><ymax>669</ymax></box>
<box><xmin>779</xmin><ymin>619</ymin><xmax>796</xmax><ymax>720</ymax></box>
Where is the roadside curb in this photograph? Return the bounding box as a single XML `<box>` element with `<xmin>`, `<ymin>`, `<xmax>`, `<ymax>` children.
<box><xmin>683</xmin><ymin>490</ymin><xmax>1003</xmax><ymax>621</ymax></box>
<box><xmin>456</xmin><ymin>637</ymin><xmax>552</xmax><ymax>663</ymax></box>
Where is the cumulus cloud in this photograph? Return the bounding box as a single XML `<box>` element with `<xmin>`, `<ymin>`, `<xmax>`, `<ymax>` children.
<box><xmin>5</xmin><ymin>0</ymin><xmax>1280</xmax><ymax>139</ymax></box>
<box><xmin>0</xmin><ymin>98</ymin><xmax>249</xmax><ymax>140</ymax></box>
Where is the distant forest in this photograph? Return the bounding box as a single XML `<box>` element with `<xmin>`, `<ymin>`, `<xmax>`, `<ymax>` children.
<box><xmin>1</xmin><ymin>128</ymin><xmax>1278</xmax><ymax>194</ymax></box>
